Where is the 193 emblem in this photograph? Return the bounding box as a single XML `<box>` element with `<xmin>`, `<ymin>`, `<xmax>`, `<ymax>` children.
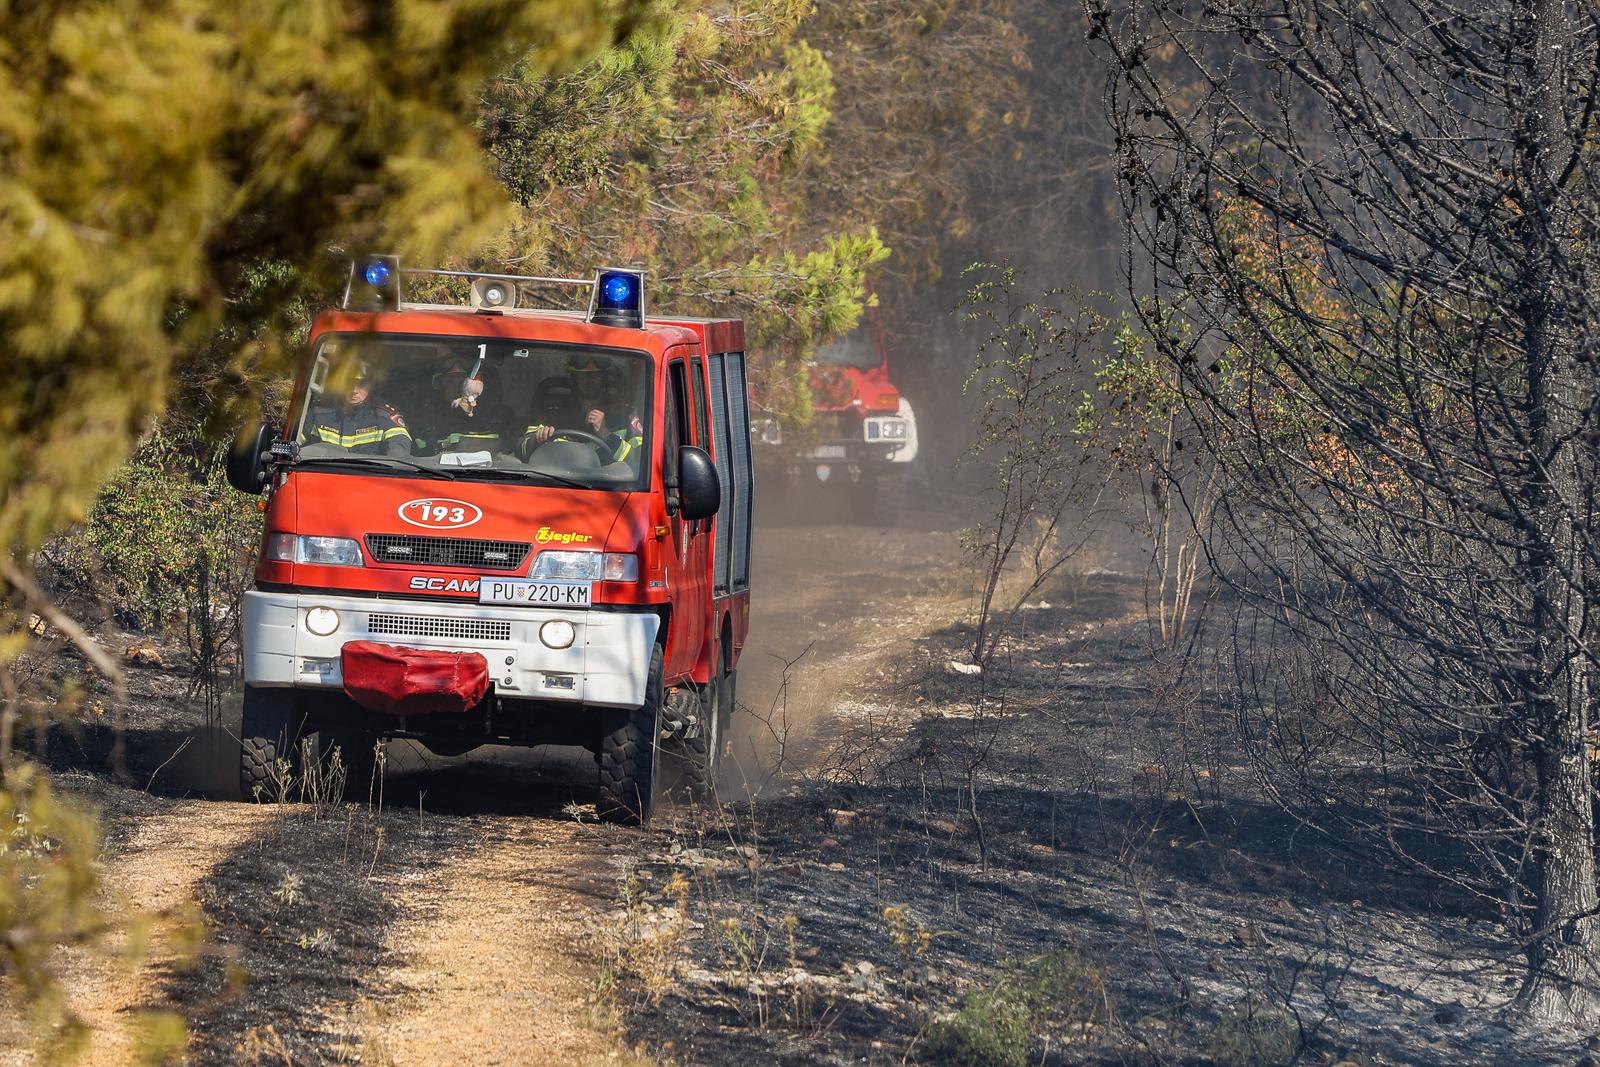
<box><xmin>397</xmin><ymin>498</ymin><xmax>483</xmax><ymax>530</ymax></box>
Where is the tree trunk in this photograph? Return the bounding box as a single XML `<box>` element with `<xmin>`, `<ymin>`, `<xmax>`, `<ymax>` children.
<box><xmin>1513</xmin><ymin>0</ymin><xmax>1600</xmax><ymax>1025</ymax></box>
<box><xmin>1520</xmin><ymin>712</ymin><xmax>1600</xmax><ymax>1023</ymax></box>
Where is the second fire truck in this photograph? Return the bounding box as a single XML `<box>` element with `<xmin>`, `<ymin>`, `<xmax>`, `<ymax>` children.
<box><xmin>753</xmin><ymin>323</ymin><xmax>918</xmax><ymax>524</ymax></box>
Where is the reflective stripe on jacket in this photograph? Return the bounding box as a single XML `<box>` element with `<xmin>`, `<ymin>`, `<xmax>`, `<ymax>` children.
<box><xmin>608</xmin><ymin>429</ymin><xmax>643</xmax><ymax>462</ymax></box>
<box><xmin>437</xmin><ymin>429</ymin><xmax>502</xmax><ymax>451</ymax></box>
<box><xmin>303</xmin><ymin>401</ymin><xmax>411</xmax><ymax>455</ymax></box>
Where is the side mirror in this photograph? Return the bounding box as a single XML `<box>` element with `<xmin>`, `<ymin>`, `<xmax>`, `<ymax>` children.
<box><xmin>226</xmin><ymin>420</ymin><xmax>277</xmax><ymax>495</ymax></box>
<box><xmin>677</xmin><ymin>446</ymin><xmax>721</xmax><ymax>521</ymax></box>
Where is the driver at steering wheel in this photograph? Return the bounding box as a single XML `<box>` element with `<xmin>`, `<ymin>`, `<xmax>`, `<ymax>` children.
<box><xmin>519</xmin><ymin>353</ymin><xmax>639</xmax><ymax>464</ymax></box>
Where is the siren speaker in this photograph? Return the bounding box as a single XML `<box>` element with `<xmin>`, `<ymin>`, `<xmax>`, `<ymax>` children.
<box><xmin>470</xmin><ymin>277</ymin><xmax>518</xmax><ymax>310</ymax></box>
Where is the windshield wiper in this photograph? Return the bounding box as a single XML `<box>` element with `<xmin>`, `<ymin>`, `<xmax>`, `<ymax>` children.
<box><xmin>450</xmin><ymin>467</ymin><xmax>605</xmax><ymax>491</ymax></box>
<box><xmin>514</xmin><ymin>469</ymin><xmax>592</xmax><ymax>490</ymax></box>
<box><xmin>293</xmin><ymin>455</ymin><xmax>459</xmax><ymax>480</ymax></box>
<box><xmin>291</xmin><ymin>454</ymin><xmax>604</xmax><ymax>490</ymax></box>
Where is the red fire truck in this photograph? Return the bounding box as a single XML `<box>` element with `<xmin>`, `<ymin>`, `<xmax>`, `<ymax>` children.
<box><xmin>753</xmin><ymin>323</ymin><xmax>918</xmax><ymax>524</ymax></box>
<box><xmin>226</xmin><ymin>258</ymin><xmax>754</xmax><ymax>823</ymax></box>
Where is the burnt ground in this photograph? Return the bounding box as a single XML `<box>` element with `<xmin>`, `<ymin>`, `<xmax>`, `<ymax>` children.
<box><xmin>8</xmin><ymin>487</ymin><xmax>971</xmax><ymax>1064</ymax></box>
<box><xmin>10</xmin><ymin>485</ymin><xmax>1598</xmax><ymax>1064</ymax></box>
<box><xmin>604</xmin><ymin>511</ymin><xmax>1593</xmax><ymax>1066</ymax></box>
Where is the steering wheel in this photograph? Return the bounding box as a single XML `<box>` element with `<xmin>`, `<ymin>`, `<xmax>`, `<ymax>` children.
<box><xmin>536</xmin><ymin>427</ymin><xmax>610</xmax><ymax>449</ymax></box>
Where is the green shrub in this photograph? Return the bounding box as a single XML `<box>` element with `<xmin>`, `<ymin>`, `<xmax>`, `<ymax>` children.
<box><xmin>1200</xmin><ymin>1001</ymin><xmax>1302</xmax><ymax>1067</ymax></box>
<box><xmin>57</xmin><ymin>427</ymin><xmax>259</xmax><ymax>713</ymax></box>
<box><xmin>922</xmin><ymin>949</ymin><xmax>1107</xmax><ymax>1067</ymax></box>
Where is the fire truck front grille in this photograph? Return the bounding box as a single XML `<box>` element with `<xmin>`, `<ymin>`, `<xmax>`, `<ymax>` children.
<box><xmin>796</xmin><ymin>410</ymin><xmax>861</xmax><ymax>447</ymax></box>
<box><xmin>365</xmin><ymin>534</ymin><xmax>531</xmax><ymax>571</ymax></box>
<box><xmin>367</xmin><ymin>614</ymin><xmax>513</xmax><ymax>643</ymax></box>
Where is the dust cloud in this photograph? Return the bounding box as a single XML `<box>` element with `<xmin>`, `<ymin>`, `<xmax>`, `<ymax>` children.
<box><xmin>721</xmin><ymin>484</ymin><xmax>970</xmax><ymax>797</ymax></box>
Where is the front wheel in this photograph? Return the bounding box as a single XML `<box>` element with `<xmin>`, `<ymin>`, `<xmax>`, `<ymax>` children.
<box><xmin>238</xmin><ymin>686</ymin><xmax>313</xmax><ymax>802</ymax></box>
<box><xmin>598</xmin><ymin>644</ymin><xmax>664</xmax><ymax>825</ymax></box>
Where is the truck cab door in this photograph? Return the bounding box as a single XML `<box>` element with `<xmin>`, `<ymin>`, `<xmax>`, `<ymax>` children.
<box><xmin>662</xmin><ymin>353</ymin><xmax>710</xmax><ymax>679</ymax></box>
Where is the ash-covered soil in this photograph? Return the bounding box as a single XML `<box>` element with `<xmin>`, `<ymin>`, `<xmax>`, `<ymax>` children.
<box><xmin>607</xmin><ymin>526</ymin><xmax>1592</xmax><ymax>1067</ymax></box>
<box><xmin>18</xmin><ymin>492</ymin><xmax>980</xmax><ymax>1063</ymax></box>
<box><xmin>19</xmin><ymin>490</ymin><xmax>1594</xmax><ymax>1065</ymax></box>
<box><xmin>166</xmin><ymin>799</ymin><xmax>463</xmax><ymax>1063</ymax></box>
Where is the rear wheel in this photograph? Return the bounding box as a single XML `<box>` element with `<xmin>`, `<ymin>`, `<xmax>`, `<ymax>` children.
<box><xmin>598</xmin><ymin>644</ymin><xmax>664</xmax><ymax>825</ymax></box>
<box><xmin>238</xmin><ymin>686</ymin><xmax>313</xmax><ymax>802</ymax></box>
<box><xmin>327</xmin><ymin>730</ymin><xmax>382</xmax><ymax>803</ymax></box>
<box><xmin>670</xmin><ymin>652</ymin><xmax>724</xmax><ymax>803</ymax></box>
<box><xmin>720</xmin><ymin>657</ymin><xmax>737</xmax><ymax>741</ymax></box>
<box><xmin>847</xmin><ymin>469</ymin><xmax>880</xmax><ymax>524</ymax></box>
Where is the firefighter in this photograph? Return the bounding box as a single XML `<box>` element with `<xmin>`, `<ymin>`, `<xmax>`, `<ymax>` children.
<box><xmin>417</xmin><ymin>358</ymin><xmax>512</xmax><ymax>455</ymax></box>
<box><xmin>301</xmin><ymin>363</ymin><xmax>411</xmax><ymax>456</ymax></box>
<box><xmin>520</xmin><ymin>353</ymin><xmax>642</xmax><ymax>465</ymax></box>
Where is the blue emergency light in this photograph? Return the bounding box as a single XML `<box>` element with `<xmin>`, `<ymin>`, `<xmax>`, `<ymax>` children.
<box><xmin>588</xmin><ymin>267</ymin><xmax>645</xmax><ymax>328</ymax></box>
<box><xmin>344</xmin><ymin>255</ymin><xmax>402</xmax><ymax>312</ymax></box>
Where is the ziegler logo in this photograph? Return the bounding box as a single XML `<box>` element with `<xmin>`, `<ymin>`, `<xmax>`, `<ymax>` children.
<box><xmin>409</xmin><ymin>577</ymin><xmax>480</xmax><ymax>593</ymax></box>
<box><xmin>535</xmin><ymin>526</ymin><xmax>593</xmax><ymax>545</ymax></box>
<box><xmin>398</xmin><ymin>498</ymin><xmax>483</xmax><ymax>530</ymax></box>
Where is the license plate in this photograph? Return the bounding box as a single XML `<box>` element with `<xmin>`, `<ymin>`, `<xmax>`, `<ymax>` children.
<box><xmin>478</xmin><ymin>579</ymin><xmax>592</xmax><ymax>607</ymax></box>
<box><xmin>806</xmin><ymin>445</ymin><xmax>848</xmax><ymax>459</ymax></box>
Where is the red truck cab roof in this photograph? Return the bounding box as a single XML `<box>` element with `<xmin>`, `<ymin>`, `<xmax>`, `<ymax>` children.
<box><xmin>311</xmin><ymin>305</ymin><xmax>744</xmax><ymax>354</ymax></box>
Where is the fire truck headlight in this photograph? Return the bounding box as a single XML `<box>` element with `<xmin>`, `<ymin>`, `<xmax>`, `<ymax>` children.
<box><xmin>299</xmin><ymin>536</ymin><xmax>365</xmax><ymax>567</ymax></box>
<box><xmin>539</xmin><ymin>620</ymin><xmax>576</xmax><ymax>649</ymax></box>
<box><xmin>266</xmin><ymin>534</ymin><xmax>364</xmax><ymax>566</ymax></box>
<box><xmin>530</xmin><ymin>550</ymin><xmax>602</xmax><ymax>580</ymax></box>
<box><xmin>864</xmin><ymin>417</ymin><xmax>907</xmax><ymax>441</ymax></box>
<box><xmin>751</xmin><ymin>417</ymin><xmax>782</xmax><ymax>446</ymax></box>
<box><xmin>305</xmin><ymin>607</ymin><xmax>341</xmax><ymax>636</ymax></box>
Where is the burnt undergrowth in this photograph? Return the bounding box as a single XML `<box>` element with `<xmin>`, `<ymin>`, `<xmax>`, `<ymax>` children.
<box><xmin>609</xmin><ymin>566</ymin><xmax>1578</xmax><ymax>1066</ymax></box>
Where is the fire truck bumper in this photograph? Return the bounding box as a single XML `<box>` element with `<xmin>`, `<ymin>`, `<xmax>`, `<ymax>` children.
<box><xmin>241</xmin><ymin>590</ymin><xmax>659</xmax><ymax>709</ymax></box>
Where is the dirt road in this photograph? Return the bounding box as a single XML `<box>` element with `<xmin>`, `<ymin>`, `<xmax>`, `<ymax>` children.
<box><xmin>0</xmin><ymin>801</ymin><xmax>276</xmax><ymax>1067</ymax></box>
<box><xmin>25</xmin><ymin>503</ymin><xmax>965</xmax><ymax>1065</ymax></box>
<box><xmin>357</xmin><ymin>510</ymin><xmax>963</xmax><ymax>1064</ymax></box>
<box><xmin>371</xmin><ymin>816</ymin><xmax>622</xmax><ymax>1066</ymax></box>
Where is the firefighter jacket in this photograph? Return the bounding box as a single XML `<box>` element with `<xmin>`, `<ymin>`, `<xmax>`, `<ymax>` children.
<box><xmin>519</xmin><ymin>405</ymin><xmax>639</xmax><ymax>465</ymax></box>
<box><xmin>606</xmin><ymin>424</ymin><xmax>643</xmax><ymax>464</ymax></box>
<box><xmin>416</xmin><ymin>399</ymin><xmax>514</xmax><ymax>455</ymax></box>
<box><xmin>302</xmin><ymin>398</ymin><xmax>412</xmax><ymax>456</ymax></box>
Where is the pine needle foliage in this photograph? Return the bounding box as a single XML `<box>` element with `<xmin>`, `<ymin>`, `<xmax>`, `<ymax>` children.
<box><xmin>0</xmin><ymin>0</ymin><xmax>632</xmax><ymax>566</ymax></box>
<box><xmin>0</xmin><ymin>0</ymin><xmax>633</xmax><ymax>1052</ymax></box>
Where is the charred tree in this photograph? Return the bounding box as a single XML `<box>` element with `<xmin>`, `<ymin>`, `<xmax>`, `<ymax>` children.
<box><xmin>1091</xmin><ymin>0</ymin><xmax>1600</xmax><ymax>1023</ymax></box>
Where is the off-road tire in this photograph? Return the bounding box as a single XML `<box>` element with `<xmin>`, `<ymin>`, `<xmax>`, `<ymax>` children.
<box><xmin>327</xmin><ymin>730</ymin><xmax>381</xmax><ymax>804</ymax></box>
<box><xmin>598</xmin><ymin>644</ymin><xmax>664</xmax><ymax>825</ymax></box>
<box><xmin>670</xmin><ymin>652</ymin><xmax>724</xmax><ymax>804</ymax></box>
<box><xmin>846</xmin><ymin>470</ymin><xmax>880</xmax><ymax>524</ymax></box>
<box><xmin>719</xmin><ymin>659</ymin><xmax>736</xmax><ymax>741</ymax></box>
<box><xmin>238</xmin><ymin>686</ymin><xmax>311</xmax><ymax>802</ymax></box>
<box><xmin>849</xmin><ymin>467</ymin><xmax>907</xmax><ymax>527</ymax></box>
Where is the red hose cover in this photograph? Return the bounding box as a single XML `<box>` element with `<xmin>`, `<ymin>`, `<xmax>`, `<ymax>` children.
<box><xmin>340</xmin><ymin>641</ymin><xmax>490</xmax><ymax>716</ymax></box>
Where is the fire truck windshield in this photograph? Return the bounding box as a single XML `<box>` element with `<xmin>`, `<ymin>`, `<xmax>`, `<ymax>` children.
<box><xmin>292</xmin><ymin>333</ymin><xmax>652</xmax><ymax>491</ymax></box>
<box><xmin>811</xmin><ymin>330</ymin><xmax>880</xmax><ymax>370</ymax></box>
